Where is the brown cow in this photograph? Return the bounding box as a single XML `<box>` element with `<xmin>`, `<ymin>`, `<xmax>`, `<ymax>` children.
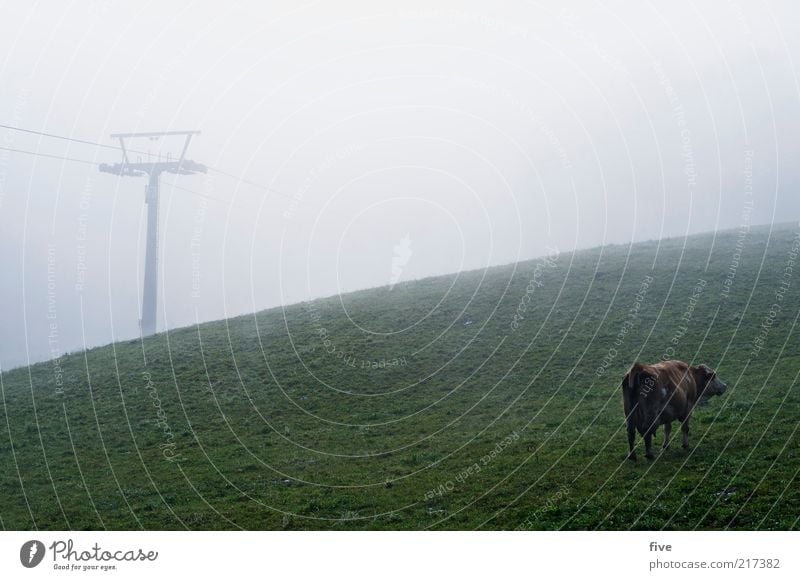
<box><xmin>622</xmin><ymin>360</ymin><xmax>727</xmax><ymax>460</ymax></box>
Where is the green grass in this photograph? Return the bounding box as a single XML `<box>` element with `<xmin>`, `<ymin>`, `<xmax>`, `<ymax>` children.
<box><xmin>2</xmin><ymin>222</ymin><xmax>799</xmax><ymax>530</ymax></box>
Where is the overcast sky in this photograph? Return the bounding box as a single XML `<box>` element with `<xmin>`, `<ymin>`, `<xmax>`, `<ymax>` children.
<box><xmin>1</xmin><ymin>0</ymin><xmax>798</xmax><ymax>369</ymax></box>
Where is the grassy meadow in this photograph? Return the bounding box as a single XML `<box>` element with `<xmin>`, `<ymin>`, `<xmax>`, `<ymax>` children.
<box><xmin>1</xmin><ymin>222</ymin><xmax>799</xmax><ymax>530</ymax></box>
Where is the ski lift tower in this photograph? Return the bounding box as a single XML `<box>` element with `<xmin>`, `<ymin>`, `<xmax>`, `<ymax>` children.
<box><xmin>99</xmin><ymin>130</ymin><xmax>206</xmax><ymax>337</ymax></box>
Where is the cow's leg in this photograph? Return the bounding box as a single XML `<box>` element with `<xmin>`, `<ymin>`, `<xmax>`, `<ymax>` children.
<box><xmin>644</xmin><ymin>431</ymin><xmax>655</xmax><ymax>460</ymax></box>
<box><xmin>681</xmin><ymin>417</ymin><xmax>690</xmax><ymax>449</ymax></box>
<box><xmin>627</xmin><ymin>421</ymin><xmax>637</xmax><ymax>461</ymax></box>
<box><xmin>662</xmin><ymin>422</ymin><xmax>672</xmax><ymax>450</ymax></box>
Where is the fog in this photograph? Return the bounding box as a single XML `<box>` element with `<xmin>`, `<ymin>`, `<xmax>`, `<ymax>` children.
<box><xmin>1</xmin><ymin>0</ymin><xmax>798</xmax><ymax>369</ymax></box>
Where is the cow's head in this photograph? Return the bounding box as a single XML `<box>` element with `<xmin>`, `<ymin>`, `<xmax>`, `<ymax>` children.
<box><xmin>694</xmin><ymin>364</ymin><xmax>727</xmax><ymax>399</ymax></box>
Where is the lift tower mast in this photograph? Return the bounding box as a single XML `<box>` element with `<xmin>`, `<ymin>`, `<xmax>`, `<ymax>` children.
<box><xmin>99</xmin><ymin>130</ymin><xmax>206</xmax><ymax>337</ymax></box>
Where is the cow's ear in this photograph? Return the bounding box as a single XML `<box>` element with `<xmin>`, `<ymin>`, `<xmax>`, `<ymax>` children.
<box><xmin>692</xmin><ymin>364</ymin><xmax>714</xmax><ymax>384</ymax></box>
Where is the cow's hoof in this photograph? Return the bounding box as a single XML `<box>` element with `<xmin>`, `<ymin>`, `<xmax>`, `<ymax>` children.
<box><xmin>682</xmin><ymin>444</ymin><xmax>689</xmax><ymax>450</ymax></box>
<box><xmin>627</xmin><ymin>452</ymin><xmax>637</xmax><ymax>461</ymax></box>
<box><xmin>645</xmin><ymin>452</ymin><xmax>655</xmax><ymax>460</ymax></box>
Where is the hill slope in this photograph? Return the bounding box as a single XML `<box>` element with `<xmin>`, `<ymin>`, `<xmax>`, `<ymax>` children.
<box><xmin>2</xmin><ymin>223</ymin><xmax>799</xmax><ymax>530</ymax></box>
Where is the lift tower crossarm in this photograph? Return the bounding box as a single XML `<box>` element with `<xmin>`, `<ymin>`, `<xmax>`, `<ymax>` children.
<box><xmin>99</xmin><ymin>159</ymin><xmax>206</xmax><ymax>177</ymax></box>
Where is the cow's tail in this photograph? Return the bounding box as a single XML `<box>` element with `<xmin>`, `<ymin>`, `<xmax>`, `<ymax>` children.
<box><xmin>622</xmin><ymin>363</ymin><xmax>647</xmax><ymax>419</ymax></box>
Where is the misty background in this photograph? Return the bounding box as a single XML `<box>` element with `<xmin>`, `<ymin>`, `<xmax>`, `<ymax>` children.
<box><xmin>1</xmin><ymin>0</ymin><xmax>798</xmax><ymax>369</ymax></box>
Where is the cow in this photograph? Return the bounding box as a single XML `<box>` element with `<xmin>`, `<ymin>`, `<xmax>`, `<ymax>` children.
<box><xmin>622</xmin><ymin>360</ymin><xmax>727</xmax><ymax>460</ymax></box>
